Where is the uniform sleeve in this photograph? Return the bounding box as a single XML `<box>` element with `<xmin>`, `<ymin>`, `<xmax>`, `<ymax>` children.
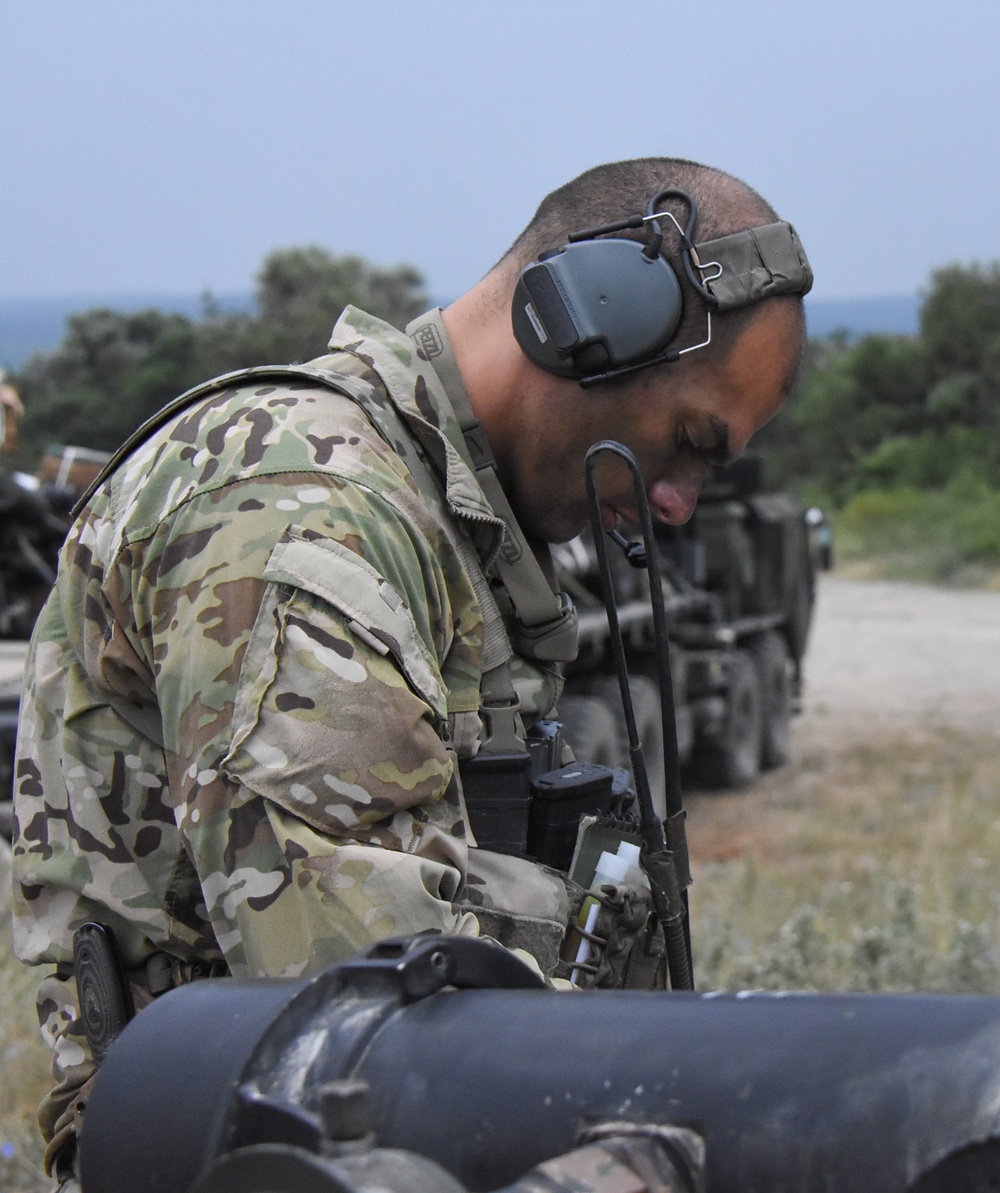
<box><xmin>125</xmin><ymin>472</ymin><xmax>484</xmax><ymax>977</ymax></box>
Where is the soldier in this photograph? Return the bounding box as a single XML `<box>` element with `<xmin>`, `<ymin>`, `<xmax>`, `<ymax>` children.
<box><xmin>0</xmin><ymin>368</ymin><xmax>24</xmax><ymax>453</ymax></box>
<box><xmin>11</xmin><ymin>156</ymin><xmax>811</xmax><ymax>1189</ymax></box>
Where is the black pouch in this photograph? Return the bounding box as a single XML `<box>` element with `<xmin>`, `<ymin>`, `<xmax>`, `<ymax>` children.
<box><xmin>459</xmin><ymin>750</ymin><xmax>533</xmax><ymax>856</ymax></box>
<box><xmin>527</xmin><ymin>763</ymin><xmax>629</xmax><ymax>872</ymax></box>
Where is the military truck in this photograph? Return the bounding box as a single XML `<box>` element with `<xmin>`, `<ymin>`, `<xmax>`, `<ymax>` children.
<box><xmin>0</xmin><ymin>445</ymin><xmax>109</xmax><ymax>643</ymax></box>
<box><xmin>555</xmin><ymin>455</ymin><xmax>815</xmax><ymax>805</ymax></box>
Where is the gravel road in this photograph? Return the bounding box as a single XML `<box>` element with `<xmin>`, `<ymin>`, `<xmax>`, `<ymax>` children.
<box><xmin>796</xmin><ymin>576</ymin><xmax>1000</xmax><ymax>751</ymax></box>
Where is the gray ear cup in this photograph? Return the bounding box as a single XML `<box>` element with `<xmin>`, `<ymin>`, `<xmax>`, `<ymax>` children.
<box><xmin>512</xmin><ymin>238</ymin><xmax>683</xmax><ymax>380</ymax></box>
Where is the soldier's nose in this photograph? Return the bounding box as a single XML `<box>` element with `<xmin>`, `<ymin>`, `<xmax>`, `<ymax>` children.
<box><xmin>648</xmin><ymin>478</ymin><xmax>702</xmax><ymax>526</ymax></box>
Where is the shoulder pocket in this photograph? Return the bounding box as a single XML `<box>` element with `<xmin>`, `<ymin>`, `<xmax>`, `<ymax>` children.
<box><xmin>263</xmin><ymin>529</ymin><xmax>446</xmax><ymax>721</ymax></box>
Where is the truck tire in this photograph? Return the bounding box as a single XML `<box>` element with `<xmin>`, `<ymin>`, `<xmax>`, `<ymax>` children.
<box><xmin>689</xmin><ymin>649</ymin><xmax>762</xmax><ymax>790</ymax></box>
<box><xmin>557</xmin><ymin>694</ymin><xmax>624</xmax><ymax>772</ymax></box>
<box><xmin>784</xmin><ymin>566</ymin><xmax>814</xmax><ymax>665</ymax></box>
<box><xmin>750</xmin><ymin>631</ymin><xmax>792</xmax><ymax>770</ymax></box>
<box><xmin>591</xmin><ymin>675</ymin><xmax>666</xmax><ymax>821</ymax></box>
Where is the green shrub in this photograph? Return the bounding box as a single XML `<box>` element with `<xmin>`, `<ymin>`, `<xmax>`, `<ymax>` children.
<box><xmin>831</xmin><ymin>480</ymin><xmax>1000</xmax><ymax>582</ymax></box>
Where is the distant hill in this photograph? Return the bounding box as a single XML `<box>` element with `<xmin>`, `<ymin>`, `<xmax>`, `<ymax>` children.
<box><xmin>804</xmin><ymin>294</ymin><xmax>919</xmax><ymax>340</ymax></box>
<box><xmin>0</xmin><ymin>291</ymin><xmax>920</xmax><ymax>372</ymax></box>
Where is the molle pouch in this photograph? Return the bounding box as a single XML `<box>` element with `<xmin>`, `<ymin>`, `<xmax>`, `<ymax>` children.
<box><xmin>527</xmin><ymin>763</ymin><xmax>630</xmax><ymax>872</ymax></box>
<box><xmin>526</xmin><ymin>719</ymin><xmax>566</xmax><ymax>777</ymax></box>
<box><xmin>458</xmin><ymin>750</ymin><xmax>533</xmax><ymax>857</ymax></box>
<box><xmin>559</xmin><ymin>817</ymin><xmax>664</xmax><ymax>990</ymax></box>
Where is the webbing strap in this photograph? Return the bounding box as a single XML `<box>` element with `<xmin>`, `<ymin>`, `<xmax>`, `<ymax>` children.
<box><xmin>450</xmin><ymin>531</ymin><xmax>513</xmax><ymax>676</ymax></box>
<box><xmin>407</xmin><ymin>311</ymin><xmax>578</xmax><ymax>663</ymax></box>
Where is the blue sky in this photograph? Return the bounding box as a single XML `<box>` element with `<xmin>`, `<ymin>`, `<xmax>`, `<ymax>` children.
<box><xmin>3</xmin><ymin>1</ymin><xmax>999</xmax><ymax>304</ymax></box>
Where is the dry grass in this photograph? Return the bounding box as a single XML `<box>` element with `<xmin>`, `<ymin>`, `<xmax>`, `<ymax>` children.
<box><xmin>2</xmin><ymin>725</ymin><xmax>999</xmax><ymax>1187</ymax></box>
<box><xmin>687</xmin><ymin>725</ymin><xmax>1000</xmax><ymax>993</ymax></box>
<box><xmin>0</xmin><ymin>843</ymin><xmax>52</xmax><ymax>1193</ymax></box>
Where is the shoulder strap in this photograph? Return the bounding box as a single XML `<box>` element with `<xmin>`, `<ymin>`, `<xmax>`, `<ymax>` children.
<box><xmin>406</xmin><ymin>312</ymin><xmax>578</xmax><ymax>664</ymax></box>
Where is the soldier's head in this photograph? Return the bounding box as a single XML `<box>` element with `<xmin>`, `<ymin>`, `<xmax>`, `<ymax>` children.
<box><xmin>444</xmin><ymin>157</ymin><xmax>810</xmax><ymax>543</ymax></box>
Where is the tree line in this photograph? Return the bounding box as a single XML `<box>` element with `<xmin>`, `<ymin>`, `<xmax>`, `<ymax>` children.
<box><xmin>11</xmin><ymin>249</ymin><xmax>1000</xmax><ymax>529</ymax></box>
<box><xmin>757</xmin><ymin>263</ymin><xmax>1000</xmax><ymax>504</ymax></box>
<box><xmin>9</xmin><ymin>247</ymin><xmax>429</xmax><ymax>462</ymax></box>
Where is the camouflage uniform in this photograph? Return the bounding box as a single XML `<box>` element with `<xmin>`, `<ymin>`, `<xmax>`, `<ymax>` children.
<box><xmin>12</xmin><ymin>306</ymin><xmax>574</xmax><ymax>1181</ymax></box>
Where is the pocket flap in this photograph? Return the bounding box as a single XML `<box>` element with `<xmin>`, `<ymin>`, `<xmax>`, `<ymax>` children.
<box><xmin>264</xmin><ymin>530</ymin><xmax>446</xmax><ymax>719</ymax></box>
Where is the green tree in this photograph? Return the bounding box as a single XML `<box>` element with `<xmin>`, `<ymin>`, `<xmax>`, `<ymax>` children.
<box><xmin>757</xmin><ymin>333</ymin><xmax>927</xmax><ymax>500</ymax></box>
<box><xmin>198</xmin><ymin>247</ymin><xmax>429</xmax><ymax>371</ymax></box>
<box><xmin>13</xmin><ymin>248</ymin><xmax>429</xmax><ymax>458</ymax></box>
<box><xmin>920</xmin><ymin>264</ymin><xmax>1000</xmax><ymax>441</ymax></box>
<box><xmin>757</xmin><ymin>259</ymin><xmax>1000</xmax><ymax>515</ymax></box>
<box><xmin>18</xmin><ymin>308</ymin><xmax>201</xmax><ymax>453</ymax></box>
<box><xmin>256</xmin><ymin>247</ymin><xmax>428</xmax><ymax>361</ymax></box>
<box><xmin>920</xmin><ymin>262</ymin><xmax>1000</xmax><ymax>382</ymax></box>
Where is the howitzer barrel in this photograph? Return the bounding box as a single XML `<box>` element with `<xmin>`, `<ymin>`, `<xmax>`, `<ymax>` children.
<box><xmin>81</xmin><ymin>937</ymin><xmax>1000</xmax><ymax>1193</ymax></box>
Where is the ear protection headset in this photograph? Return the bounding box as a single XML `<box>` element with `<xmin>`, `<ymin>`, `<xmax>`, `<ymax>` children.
<box><xmin>511</xmin><ymin>188</ymin><xmax>813</xmax><ymax>388</ymax></box>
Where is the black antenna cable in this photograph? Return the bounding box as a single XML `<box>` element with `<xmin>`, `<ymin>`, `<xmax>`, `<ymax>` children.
<box><xmin>584</xmin><ymin>440</ymin><xmax>694</xmax><ymax>990</ymax></box>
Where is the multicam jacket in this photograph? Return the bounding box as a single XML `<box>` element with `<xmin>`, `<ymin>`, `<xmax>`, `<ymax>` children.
<box><xmin>12</xmin><ymin>306</ymin><xmax>573</xmax><ymax>1170</ymax></box>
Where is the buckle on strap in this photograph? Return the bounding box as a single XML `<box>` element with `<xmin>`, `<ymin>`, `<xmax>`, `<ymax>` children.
<box><xmin>512</xmin><ymin>591</ymin><xmax>579</xmax><ymax>663</ymax></box>
<box><xmin>479</xmin><ymin>697</ymin><xmax>526</xmax><ymax>755</ymax></box>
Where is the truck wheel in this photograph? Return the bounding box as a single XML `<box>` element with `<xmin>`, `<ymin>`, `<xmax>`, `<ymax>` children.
<box><xmin>785</xmin><ymin>566</ymin><xmax>814</xmax><ymax>665</ymax></box>
<box><xmin>557</xmin><ymin>694</ymin><xmax>624</xmax><ymax>772</ymax></box>
<box><xmin>689</xmin><ymin>650</ymin><xmax>762</xmax><ymax>790</ymax></box>
<box><xmin>591</xmin><ymin>675</ymin><xmax>666</xmax><ymax>821</ymax></box>
<box><xmin>750</xmin><ymin>631</ymin><xmax>792</xmax><ymax>770</ymax></box>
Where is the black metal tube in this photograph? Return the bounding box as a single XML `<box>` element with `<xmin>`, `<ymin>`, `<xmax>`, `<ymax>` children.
<box><xmin>81</xmin><ymin>949</ymin><xmax>1000</xmax><ymax>1193</ymax></box>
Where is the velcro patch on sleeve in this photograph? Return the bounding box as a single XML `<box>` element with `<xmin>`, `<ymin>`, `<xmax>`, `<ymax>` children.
<box><xmin>263</xmin><ymin>530</ymin><xmax>446</xmax><ymax>720</ymax></box>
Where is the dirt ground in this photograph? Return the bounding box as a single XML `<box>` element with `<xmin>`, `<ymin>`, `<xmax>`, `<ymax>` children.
<box><xmin>795</xmin><ymin>575</ymin><xmax>1000</xmax><ymax>749</ymax></box>
<box><xmin>685</xmin><ymin>574</ymin><xmax>1000</xmax><ymax>865</ymax></box>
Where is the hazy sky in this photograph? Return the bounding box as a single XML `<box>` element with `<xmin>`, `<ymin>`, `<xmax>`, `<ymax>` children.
<box><xmin>3</xmin><ymin>1</ymin><xmax>999</xmax><ymax>304</ymax></box>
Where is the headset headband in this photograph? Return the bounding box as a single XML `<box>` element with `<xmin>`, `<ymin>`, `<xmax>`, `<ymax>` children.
<box><xmin>694</xmin><ymin>222</ymin><xmax>813</xmax><ymax>310</ymax></box>
<box><xmin>512</xmin><ymin>190</ymin><xmax>813</xmax><ymax>387</ymax></box>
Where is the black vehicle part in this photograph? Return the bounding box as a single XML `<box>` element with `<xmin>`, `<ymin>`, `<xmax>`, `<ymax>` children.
<box><xmin>188</xmin><ymin>1132</ymin><xmax>703</xmax><ymax>1193</ymax></box>
<box><xmin>689</xmin><ymin>649</ymin><xmax>762</xmax><ymax>789</ymax></box>
<box><xmin>785</xmin><ymin>561</ymin><xmax>815</xmax><ymax>668</ymax></box>
<box><xmin>190</xmin><ymin>1145</ymin><xmax>466</xmax><ymax>1193</ymax></box>
<box><xmin>749</xmin><ymin>630</ymin><xmax>792</xmax><ymax>770</ymax></box>
<box><xmin>81</xmin><ymin>934</ymin><xmax>1000</xmax><ymax>1193</ymax></box>
<box><xmin>591</xmin><ymin>674</ymin><xmax>666</xmax><ymax>819</ymax></box>
<box><xmin>0</xmin><ymin>468</ymin><xmax>68</xmax><ymax>639</ymax></box>
<box><xmin>556</xmin><ymin>693</ymin><xmax>624</xmax><ymax>770</ymax></box>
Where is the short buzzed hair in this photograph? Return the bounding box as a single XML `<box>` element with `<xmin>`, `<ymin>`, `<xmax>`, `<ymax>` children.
<box><xmin>499</xmin><ymin>156</ymin><xmax>805</xmax><ymax>363</ymax></box>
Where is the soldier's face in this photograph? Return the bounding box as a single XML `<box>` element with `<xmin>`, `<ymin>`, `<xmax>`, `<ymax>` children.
<box><xmin>505</xmin><ymin>301</ymin><xmax>803</xmax><ymax>544</ymax></box>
